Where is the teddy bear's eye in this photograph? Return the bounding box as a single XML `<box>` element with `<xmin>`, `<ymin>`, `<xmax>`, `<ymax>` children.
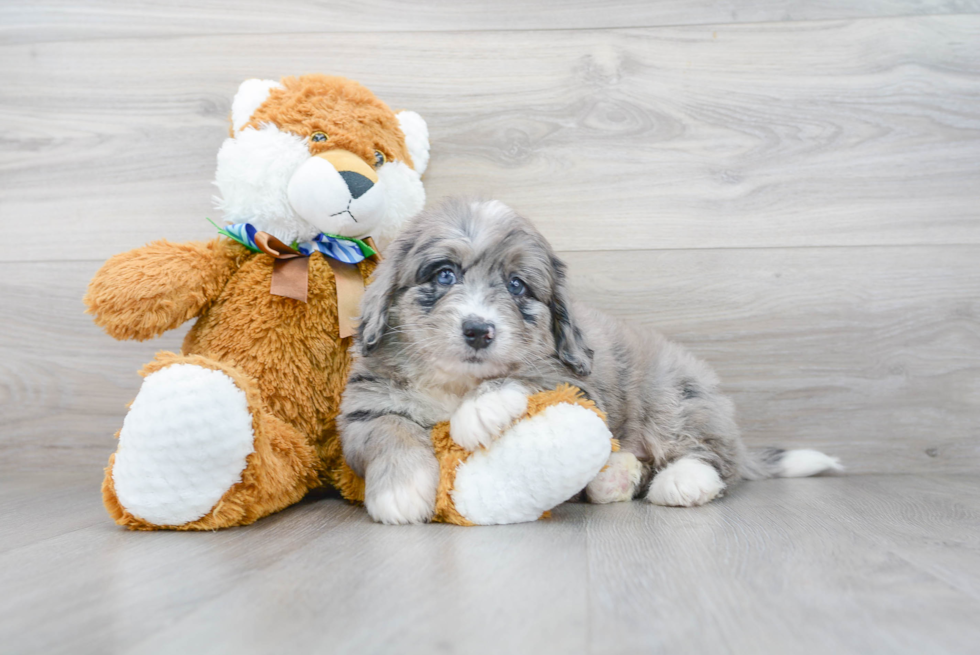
<box><xmin>311</xmin><ymin>132</ymin><xmax>328</xmax><ymax>143</ymax></box>
<box><xmin>374</xmin><ymin>150</ymin><xmax>386</xmax><ymax>168</ymax></box>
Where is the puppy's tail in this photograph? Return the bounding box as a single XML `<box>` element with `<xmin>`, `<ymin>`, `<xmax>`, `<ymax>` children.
<box><xmin>742</xmin><ymin>448</ymin><xmax>843</xmax><ymax>481</ymax></box>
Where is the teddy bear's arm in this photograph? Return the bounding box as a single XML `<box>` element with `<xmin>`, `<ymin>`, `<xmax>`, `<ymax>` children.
<box><xmin>84</xmin><ymin>238</ymin><xmax>246</xmax><ymax>341</ymax></box>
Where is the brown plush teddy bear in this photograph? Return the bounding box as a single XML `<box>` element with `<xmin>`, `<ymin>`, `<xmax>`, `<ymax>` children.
<box><xmin>86</xmin><ymin>75</ymin><xmax>431</xmax><ymax>530</ymax></box>
<box><xmin>86</xmin><ymin>74</ymin><xmax>615</xmax><ymax>530</ymax></box>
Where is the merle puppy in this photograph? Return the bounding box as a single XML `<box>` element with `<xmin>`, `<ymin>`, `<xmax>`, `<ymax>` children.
<box><xmin>339</xmin><ymin>198</ymin><xmax>841</xmax><ymax>524</ymax></box>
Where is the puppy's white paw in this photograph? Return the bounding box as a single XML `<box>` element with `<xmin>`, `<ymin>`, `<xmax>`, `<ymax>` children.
<box><xmin>450</xmin><ymin>382</ymin><xmax>528</xmax><ymax>451</ymax></box>
<box><xmin>647</xmin><ymin>457</ymin><xmax>725</xmax><ymax>507</ymax></box>
<box><xmin>365</xmin><ymin>458</ymin><xmax>438</xmax><ymax>525</ymax></box>
<box><xmin>586</xmin><ymin>451</ymin><xmax>643</xmax><ymax>504</ymax></box>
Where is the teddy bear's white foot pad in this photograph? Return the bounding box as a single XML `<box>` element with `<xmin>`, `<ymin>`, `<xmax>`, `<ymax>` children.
<box><xmin>112</xmin><ymin>364</ymin><xmax>255</xmax><ymax>526</ymax></box>
<box><xmin>451</xmin><ymin>403</ymin><xmax>612</xmax><ymax>525</ymax></box>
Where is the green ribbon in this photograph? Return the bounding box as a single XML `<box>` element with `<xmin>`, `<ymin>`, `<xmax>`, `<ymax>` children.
<box><xmin>206</xmin><ymin>218</ymin><xmax>377</xmax><ymax>259</ymax></box>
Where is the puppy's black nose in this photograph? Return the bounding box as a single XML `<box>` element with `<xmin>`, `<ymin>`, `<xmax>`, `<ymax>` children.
<box><xmin>462</xmin><ymin>320</ymin><xmax>495</xmax><ymax>350</ymax></box>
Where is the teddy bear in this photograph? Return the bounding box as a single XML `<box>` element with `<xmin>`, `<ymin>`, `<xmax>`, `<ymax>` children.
<box><xmin>337</xmin><ymin>384</ymin><xmax>616</xmax><ymax>525</ymax></box>
<box><xmin>86</xmin><ymin>74</ymin><xmax>614</xmax><ymax>530</ymax></box>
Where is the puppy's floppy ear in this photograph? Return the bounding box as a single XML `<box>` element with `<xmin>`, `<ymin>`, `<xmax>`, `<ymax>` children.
<box><xmin>357</xmin><ymin>249</ymin><xmax>402</xmax><ymax>356</ymax></box>
<box><xmin>549</xmin><ymin>255</ymin><xmax>593</xmax><ymax>376</ymax></box>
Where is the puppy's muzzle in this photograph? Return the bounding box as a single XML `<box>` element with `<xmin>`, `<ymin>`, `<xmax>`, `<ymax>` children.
<box><xmin>462</xmin><ymin>319</ymin><xmax>495</xmax><ymax>351</ymax></box>
<box><xmin>287</xmin><ymin>149</ymin><xmax>386</xmax><ymax>235</ymax></box>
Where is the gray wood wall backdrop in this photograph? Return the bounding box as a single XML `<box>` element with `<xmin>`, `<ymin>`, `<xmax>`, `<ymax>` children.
<box><xmin>1</xmin><ymin>2</ymin><xmax>978</xmax><ymax>475</ymax></box>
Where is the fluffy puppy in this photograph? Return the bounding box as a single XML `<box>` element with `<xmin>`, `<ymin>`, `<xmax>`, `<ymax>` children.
<box><xmin>339</xmin><ymin>198</ymin><xmax>841</xmax><ymax>524</ymax></box>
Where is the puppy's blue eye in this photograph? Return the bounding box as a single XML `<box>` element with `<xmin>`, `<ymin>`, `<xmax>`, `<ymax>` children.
<box><xmin>508</xmin><ymin>277</ymin><xmax>526</xmax><ymax>296</ymax></box>
<box><xmin>436</xmin><ymin>268</ymin><xmax>457</xmax><ymax>285</ymax></box>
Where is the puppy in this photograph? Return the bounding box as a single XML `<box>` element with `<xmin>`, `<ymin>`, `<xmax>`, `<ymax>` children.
<box><xmin>339</xmin><ymin>198</ymin><xmax>841</xmax><ymax>524</ymax></box>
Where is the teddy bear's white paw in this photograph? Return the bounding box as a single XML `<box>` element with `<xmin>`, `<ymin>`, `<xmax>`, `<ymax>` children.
<box><xmin>453</xmin><ymin>403</ymin><xmax>613</xmax><ymax>525</ymax></box>
<box><xmin>646</xmin><ymin>457</ymin><xmax>726</xmax><ymax>507</ymax></box>
<box><xmin>450</xmin><ymin>381</ymin><xmax>528</xmax><ymax>451</ymax></box>
<box><xmin>364</xmin><ymin>455</ymin><xmax>439</xmax><ymax>525</ymax></box>
<box><xmin>586</xmin><ymin>451</ymin><xmax>643</xmax><ymax>504</ymax></box>
<box><xmin>112</xmin><ymin>364</ymin><xmax>255</xmax><ymax>526</ymax></box>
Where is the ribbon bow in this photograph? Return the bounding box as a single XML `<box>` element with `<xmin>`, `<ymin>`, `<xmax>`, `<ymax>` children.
<box><xmin>210</xmin><ymin>220</ymin><xmax>380</xmax><ymax>338</ymax></box>
<box><xmin>214</xmin><ymin>221</ymin><xmax>377</xmax><ymax>263</ymax></box>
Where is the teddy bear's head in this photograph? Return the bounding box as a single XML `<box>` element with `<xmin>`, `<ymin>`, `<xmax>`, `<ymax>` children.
<box><xmin>213</xmin><ymin>74</ymin><xmax>429</xmax><ymax>249</ymax></box>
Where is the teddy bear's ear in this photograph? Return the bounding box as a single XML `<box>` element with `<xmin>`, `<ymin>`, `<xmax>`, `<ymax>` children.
<box><xmin>231</xmin><ymin>79</ymin><xmax>285</xmax><ymax>132</ymax></box>
<box><xmin>396</xmin><ymin>111</ymin><xmax>430</xmax><ymax>175</ymax></box>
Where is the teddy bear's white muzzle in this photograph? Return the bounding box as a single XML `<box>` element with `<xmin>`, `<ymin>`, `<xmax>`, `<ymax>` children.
<box><xmin>287</xmin><ymin>154</ymin><xmax>387</xmax><ymax>237</ymax></box>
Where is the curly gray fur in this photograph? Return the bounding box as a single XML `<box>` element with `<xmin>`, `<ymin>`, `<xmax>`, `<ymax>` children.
<box><xmin>339</xmin><ymin>198</ymin><xmax>812</xmax><ymax>521</ymax></box>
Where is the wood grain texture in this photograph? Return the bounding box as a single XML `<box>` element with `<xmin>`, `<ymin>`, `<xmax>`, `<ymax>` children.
<box><xmin>0</xmin><ymin>469</ymin><xmax>107</xmax><ymax>553</ymax></box>
<box><xmin>0</xmin><ymin>259</ymin><xmax>189</xmax><ymax>472</ymax></box>
<box><xmin>3</xmin><ymin>244</ymin><xmax>977</xmax><ymax>474</ymax></box>
<box><xmin>1</xmin><ymin>471</ymin><xmax>978</xmax><ymax>654</ymax></box>
<box><xmin>564</xmin><ymin>245</ymin><xmax>980</xmax><ymax>474</ymax></box>
<box><xmin>1</xmin><ymin>6</ymin><xmax>977</xmax><ymax>653</ymax></box>
<box><xmin>3</xmin><ymin>1</ymin><xmax>979</xmax><ymax>44</ymax></box>
<box><xmin>1</xmin><ymin>7</ymin><xmax>978</xmax><ymax>477</ymax></box>
<box><xmin>801</xmin><ymin>474</ymin><xmax>980</xmax><ymax>601</ymax></box>
<box><xmin>585</xmin><ymin>475</ymin><xmax>980</xmax><ymax>655</ymax></box>
<box><xmin>1</xmin><ymin>16</ymin><xmax>979</xmax><ymax>261</ymax></box>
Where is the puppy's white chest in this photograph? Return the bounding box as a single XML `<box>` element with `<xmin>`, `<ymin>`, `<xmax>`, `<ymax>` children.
<box><xmin>413</xmin><ymin>370</ymin><xmax>482</xmax><ymax>422</ymax></box>
<box><xmin>423</xmin><ymin>387</ymin><xmax>468</xmax><ymax>422</ymax></box>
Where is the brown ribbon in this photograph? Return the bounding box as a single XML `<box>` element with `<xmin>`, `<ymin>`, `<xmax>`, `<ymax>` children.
<box><xmin>253</xmin><ymin>232</ymin><xmax>380</xmax><ymax>339</ymax></box>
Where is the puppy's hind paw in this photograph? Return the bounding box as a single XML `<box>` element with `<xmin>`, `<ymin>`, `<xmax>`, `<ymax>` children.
<box><xmin>586</xmin><ymin>451</ymin><xmax>643</xmax><ymax>504</ymax></box>
<box><xmin>647</xmin><ymin>457</ymin><xmax>725</xmax><ymax>507</ymax></box>
<box><xmin>450</xmin><ymin>382</ymin><xmax>528</xmax><ymax>451</ymax></box>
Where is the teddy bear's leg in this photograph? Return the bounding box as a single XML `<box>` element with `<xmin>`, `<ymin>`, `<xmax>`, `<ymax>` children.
<box><xmin>449</xmin><ymin>402</ymin><xmax>614</xmax><ymax>525</ymax></box>
<box><xmin>102</xmin><ymin>352</ymin><xmax>319</xmax><ymax>530</ymax></box>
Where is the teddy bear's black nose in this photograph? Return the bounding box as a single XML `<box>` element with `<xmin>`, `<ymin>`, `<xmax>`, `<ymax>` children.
<box><xmin>338</xmin><ymin>171</ymin><xmax>374</xmax><ymax>199</ymax></box>
<box><xmin>462</xmin><ymin>320</ymin><xmax>495</xmax><ymax>350</ymax></box>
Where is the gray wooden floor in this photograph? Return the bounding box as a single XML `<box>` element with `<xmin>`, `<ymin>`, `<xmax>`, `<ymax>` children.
<box><xmin>1</xmin><ymin>470</ymin><xmax>978</xmax><ymax>655</ymax></box>
<box><xmin>2</xmin><ymin>1</ymin><xmax>980</xmax><ymax>653</ymax></box>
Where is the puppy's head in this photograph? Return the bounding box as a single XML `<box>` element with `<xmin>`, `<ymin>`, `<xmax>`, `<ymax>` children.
<box><xmin>358</xmin><ymin>198</ymin><xmax>592</xmax><ymax>381</ymax></box>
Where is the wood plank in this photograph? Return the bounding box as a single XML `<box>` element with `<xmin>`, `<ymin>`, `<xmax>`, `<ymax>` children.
<box><xmin>800</xmin><ymin>474</ymin><xmax>980</xmax><ymax>600</ymax></box>
<box><xmin>3</xmin><ymin>1</ymin><xmax>978</xmax><ymax>45</ymax></box>
<box><xmin>123</xmin><ymin>510</ymin><xmax>591</xmax><ymax>655</ymax></box>
<box><xmin>0</xmin><ymin>496</ymin><xmax>364</xmax><ymax>655</ymax></box>
<box><xmin>2</xmin><ymin>244</ymin><xmax>977</xmax><ymax>474</ymax></box>
<box><xmin>564</xmin><ymin>245</ymin><xmax>980</xmax><ymax>474</ymax></box>
<box><xmin>585</xmin><ymin>475</ymin><xmax>980</xmax><ymax>655</ymax></box>
<box><xmin>1</xmin><ymin>16</ymin><xmax>979</xmax><ymax>261</ymax></box>
<box><xmin>0</xmin><ymin>260</ymin><xmax>190</xmax><ymax>472</ymax></box>
<box><xmin>0</xmin><ymin>469</ymin><xmax>107</xmax><ymax>554</ymax></box>
<box><xmin>0</xmin><ymin>476</ymin><xmax>591</xmax><ymax>655</ymax></box>
<box><xmin>1</xmin><ymin>472</ymin><xmax>977</xmax><ymax>654</ymax></box>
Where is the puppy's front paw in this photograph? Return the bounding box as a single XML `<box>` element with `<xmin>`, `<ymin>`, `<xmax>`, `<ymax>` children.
<box><xmin>365</xmin><ymin>458</ymin><xmax>438</xmax><ymax>525</ymax></box>
<box><xmin>646</xmin><ymin>457</ymin><xmax>725</xmax><ymax>507</ymax></box>
<box><xmin>450</xmin><ymin>383</ymin><xmax>528</xmax><ymax>451</ymax></box>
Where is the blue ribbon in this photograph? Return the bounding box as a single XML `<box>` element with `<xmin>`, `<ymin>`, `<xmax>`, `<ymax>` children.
<box><xmin>211</xmin><ymin>220</ymin><xmax>375</xmax><ymax>264</ymax></box>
